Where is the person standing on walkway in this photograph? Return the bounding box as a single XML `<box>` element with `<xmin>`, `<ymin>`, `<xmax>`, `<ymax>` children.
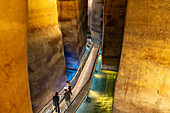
<box><xmin>64</xmin><ymin>88</ymin><xmax>71</xmax><ymax>108</ymax></box>
<box><xmin>53</xmin><ymin>92</ymin><xmax>60</xmax><ymax>113</ymax></box>
<box><xmin>66</xmin><ymin>81</ymin><xmax>72</xmax><ymax>95</ymax></box>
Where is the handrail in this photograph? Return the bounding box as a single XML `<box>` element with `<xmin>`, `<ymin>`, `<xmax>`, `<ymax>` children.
<box><xmin>70</xmin><ymin>43</ymin><xmax>93</xmax><ymax>91</ymax></box>
<box><xmin>65</xmin><ymin>44</ymin><xmax>101</xmax><ymax>113</ymax></box>
<box><xmin>39</xmin><ymin>43</ymin><xmax>93</xmax><ymax>113</ymax></box>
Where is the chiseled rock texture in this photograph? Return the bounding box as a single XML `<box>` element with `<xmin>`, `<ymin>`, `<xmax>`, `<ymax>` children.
<box><xmin>102</xmin><ymin>0</ymin><xmax>127</xmax><ymax>71</ymax></box>
<box><xmin>113</xmin><ymin>0</ymin><xmax>170</xmax><ymax>113</ymax></box>
<box><xmin>57</xmin><ymin>0</ymin><xmax>88</xmax><ymax>69</ymax></box>
<box><xmin>87</xmin><ymin>0</ymin><xmax>92</xmax><ymax>32</ymax></box>
<box><xmin>0</xmin><ymin>1</ymin><xmax>33</xmax><ymax>113</ymax></box>
<box><xmin>91</xmin><ymin>0</ymin><xmax>104</xmax><ymax>41</ymax></box>
<box><xmin>28</xmin><ymin>0</ymin><xmax>66</xmax><ymax>112</ymax></box>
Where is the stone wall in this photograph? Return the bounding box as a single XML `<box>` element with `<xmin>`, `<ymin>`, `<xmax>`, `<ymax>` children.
<box><xmin>87</xmin><ymin>0</ymin><xmax>92</xmax><ymax>33</ymax></box>
<box><xmin>102</xmin><ymin>0</ymin><xmax>127</xmax><ymax>71</ymax></box>
<box><xmin>91</xmin><ymin>0</ymin><xmax>104</xmax><ymax>42</ymax></box>
<box><xmin>113</xmin><ymin>0</ymin><xmax>170</xmax><ymax>112</ymax></box>
<box><xmin>57</xmin><ymin>0</ymin><xmax>87</xmax><ymax>69</ymax></box>
<box><xmin>28</xmin><ymin>0</ymin><xmax>67</xmax><ymax>112</ymax></box>
<box><xmin>0</xmin><ymin>1</ymin><xmax>33</xmax><ymax>113</ymax></box>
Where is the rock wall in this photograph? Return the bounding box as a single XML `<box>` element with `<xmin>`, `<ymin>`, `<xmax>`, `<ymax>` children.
<box><xmin>91</xmin><ymin>0</ymin><xmax>104</xmax><ymax>42</ymax></box>
<box><xmin>113</xmin><ymin>0</ymin><xmax>170</xmax><ymax>112</ymax></box>
<box><xmin>57</xmin><ymin>0</ymin><xmax>88</xmax><ymax>69</ymax></box>
<box><xmin>0</xmin><ymin>1</ymin><xmax>33</xmax><ymax>113</ymax></box>
<box><xmin>28</xmin><ymin>0</ymin><xmax>67</xmax><ymax>112</ymax></box>
<box><xmin>102</xmin><ymin>0</ymin><xmax>127</xmax><ymax>71</ymax></box>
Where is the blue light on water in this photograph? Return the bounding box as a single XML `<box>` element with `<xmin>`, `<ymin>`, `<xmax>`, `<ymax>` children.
<box><xmin>100</xmin><ymin>45</ymin><xmax>102</xmax><ymax>55</ymax></box>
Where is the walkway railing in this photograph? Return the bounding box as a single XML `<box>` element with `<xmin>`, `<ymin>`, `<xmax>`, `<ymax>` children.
<box><xmin>65</xmin><ymin>44</ymin><xmax>101</xmax><ymax>113</ymax></box>
<box><xmin>70</xmin><ymin>44</ymin><xmax>93</xmax><ymax>91</ymax></box>
<box><xmin>39</xmin><ymin>43</ymin><xmax>93</xmax><ymax>113</ymax></box>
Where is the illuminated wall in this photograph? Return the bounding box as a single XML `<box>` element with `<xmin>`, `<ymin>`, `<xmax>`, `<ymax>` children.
<box><xmin>57</xmin><ymin>0</ymin><xmax>88</xmax><ymax>69</ymax></box>
<box><xmin>0</xmin><ymin>1</ymin><xmax>33</xmax><ymax>113</ymax></box>
<box><xmin>102</xmin><ymin>0</ymin><xmax>127</xmax><ymax>71</ymax></box>
<box><xmin>113</xmin><ymin>0</ymin><xmax>170</xmax><ymax>112</ymax></box>
<box><xmin>28</xmin><ymin>0</ymin><xmax>66</xmax><ymax>112</ymax></box>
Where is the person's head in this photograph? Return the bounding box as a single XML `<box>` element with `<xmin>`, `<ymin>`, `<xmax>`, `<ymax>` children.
<box><xmin>64</xmin><ymin>89</ymin><xmax>68</xmax><ymax>93</ymax></box>
<box><xmin>55</xmin><ymin>92</ymin><xmax>58</xmax><ymax>96</ymax></box>
<box><xmin>66</xmin><ymin>81</ymin><xmax>70</xmax><ymax>84</ymax></box>
<box><xmin>64</xmin><ymin>87</ymin><xmax>68</xmax><ymax>91</ymax></box>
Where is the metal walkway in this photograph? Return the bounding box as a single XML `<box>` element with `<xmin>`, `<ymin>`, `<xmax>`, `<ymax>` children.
<box><xmin>40</xmin><ymin>44</ymin><xmax>100</xmax><ymax>113</ymax></box>
<box><xmin>60</xmin><ymin>45</ymin><xmax>99</xmax><ymax>113</ymax></box>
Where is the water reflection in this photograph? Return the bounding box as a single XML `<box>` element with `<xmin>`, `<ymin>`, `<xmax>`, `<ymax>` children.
<box><xmin>76</xmin><ymin>55</ymin><xmax>117</xmax><ymax>113</ymax></box>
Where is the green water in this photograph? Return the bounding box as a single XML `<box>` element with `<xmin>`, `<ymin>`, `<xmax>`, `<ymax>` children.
<box><xmin>76</xmin><ymin>55</ymin><xmax>117</xmax><ymax>113</ymax></box>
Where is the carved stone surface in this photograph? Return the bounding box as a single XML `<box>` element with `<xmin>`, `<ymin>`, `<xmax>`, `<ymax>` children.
<box><xmin>0</xmin><ymin>1</ymin><xmax>33</xmax><ymax>113</ymax></box>
<box><xmin>113</xmin><ymin>0</ymin><xmax>170</xmax><ymax>112</ymax></box>
<box><xmin>57</xmin><ymin>0</ymin><xmax>87</xmax><ymax>69</ymax></box>
<box><xmin>102</xmin><ymin>0</ymin><xmax>127</xmax><ymax>71</ymax></box>
<box><xmin>91</xmin><ymin>0</ymin><xmax>104</xmax><ymax>41</ymax></box>
<box><xmin>28</xmin><ymin>0</ymin><xmax>67</xmax><ymax>112</ymax></box>
<box><xmin>87</xmin><ymin>0</ymin><xmax>92</xmax><ymax>32</ymax></box>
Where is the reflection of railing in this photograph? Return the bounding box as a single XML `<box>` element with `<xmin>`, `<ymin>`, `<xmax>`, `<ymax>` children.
<box><xmin>39</xmin><ymin>43</ymin><xmax>93</xmax><ymax>113</ymax></box>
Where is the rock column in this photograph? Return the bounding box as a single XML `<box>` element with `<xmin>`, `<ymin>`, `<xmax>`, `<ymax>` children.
<box><xmin>91</xmin><ymin>0</ymin><xmax>104</xmax><ymax>43</ymax></box>
<box><xmin>113</xmin><ymin>0</ymin><xmax>170</xmax><ymax>112</ymax></box>
<box><xmin>0</xmin><ymin>1</ymin><xmax>33</xmax><ymax>113</ymax></box>
<box><xmin>102</xmin><ymin>0</ymin><xmax>127</xmax><ymax>71</ymax></box>
<box><xmin>28</xmin><ymin>0</ymin><xmax>66</xmax><ymax>112</ymax></box>
<box><xmin>57</xmin><ymin>0</ymin><xmax>88</xmax><ymax>69</ymax></box>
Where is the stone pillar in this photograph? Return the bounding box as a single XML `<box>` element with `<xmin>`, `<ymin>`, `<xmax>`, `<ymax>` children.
<box><xmin>91</xmin><ymin>0</ymin><xmax>104</xmax><ymax>43</ymax></box>
<box><xmin>113</xmin><ymin>0</ymin><xmax>170</xmax><ymax>112</ymax></box>
<box><xmin>87</xmin><ymin>0</ymin><xmax>92</xmax><ymax>33</ymax></box>
<box><xmin>28</xmin><ymin>0</ymin><xmax>66</xmax><ymax>112</ymax></box>
<box><xmin>0</xmin><ymin>1</ymin><xmax>33</xmax><ymax>113</ymax></box>
<box><xmin>57</xmin><ymin>0</ymin><xmax>88</xmax><ymax>69</ymax></box>
<box><xmin>102</xmin><ymin>0</ymin><xmax>127</xmax><ymax>71</ymax></box>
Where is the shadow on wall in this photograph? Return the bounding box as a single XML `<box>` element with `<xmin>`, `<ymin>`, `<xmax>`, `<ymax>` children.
<box><xmin>102</xmin><ymin>0</ymin><xmax>127</xmax><ymax>71</ymax></box>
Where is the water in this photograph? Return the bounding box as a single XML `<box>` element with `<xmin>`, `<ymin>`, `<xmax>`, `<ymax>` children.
<box><xmin>76</xmin><ymin>53</ymin><xmax>117</xmax><ymax>113</ymax></box>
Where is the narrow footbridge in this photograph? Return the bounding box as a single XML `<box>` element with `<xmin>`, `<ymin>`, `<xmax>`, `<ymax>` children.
<box><xmin>39</xmin><ymin>44</ymin><xmax>100</xmax><ymax>113</ymax></box>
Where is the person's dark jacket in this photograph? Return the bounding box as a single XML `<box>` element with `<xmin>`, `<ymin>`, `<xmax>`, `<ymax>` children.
<box><xmin>53</xmin><ymin>95</ymin><xmax>59</xmax><ymax>106</ymax></box>
<box><xmin>69</xmin><ymin>86</ymin><xmax>72</xmax><ymax>94</ymax></box>
<box><xmin>64</xmin><ymin>91</ymin><xmax>70</xmax><ymax>101</ymax></box>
